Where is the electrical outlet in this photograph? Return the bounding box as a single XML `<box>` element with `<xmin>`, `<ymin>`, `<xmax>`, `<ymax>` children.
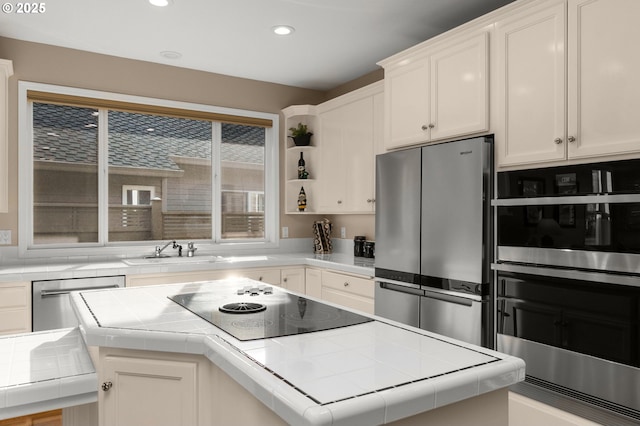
<box><xmin>282</xmin><ymin>227</ymin><xmax>289</xmax><ymax>238</ymax></box>
<box><xmin>0</xmin><ymin>230</ymin><xmax>11</xmax><ymax>245</ymax></box>
<box><xmin>340</xmin><ymin>227</ymin><xmax>346</xmax><ymax>239</ymax></box>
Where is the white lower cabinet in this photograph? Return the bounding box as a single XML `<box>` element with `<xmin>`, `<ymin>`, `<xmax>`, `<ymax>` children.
<box><xmin>305</xmin><ymin>268</ymin><xmax>322</xmax><ymax>299</ymax></box>
<box><xmin>0</xmin><ymin>281</ymin><xmax>31</xmax><ymax>335</ymax></box>
<box><xmin>100</xmin><ymin>351</ymin><xmax>200</xmax><ymax>426</ymax></box>
<box><xmin>126</xmin><ymin>267</ymin><xmax>281</xmax><ymax>287</ymax></box>
<box><xmin>98</xmin><ymin>348</ymin><xmax>285</xmax><ymax>426</ymax></box>
<box><xmin>126</xmin><ymin>270</ymin><xmax>228</xmax><ymax>287</ymax></box>
<box><xmin>125</xmin><ymin>266</ymin><xmax>374</xmax><ymax>314</ymax></box>
<box><xmin>320</xmin><ymin>270</ymin><xmax>374</xmax><ymax>315</ymax></box>
<box><xmin>280</xmin><ymin>267</ymin><xmax>305</xmax><ymax>293</ymax></box>
<box><xmin>234</xmin><ymin>268</ymin><xmax>281</xmax><ymax>286</ymax></box>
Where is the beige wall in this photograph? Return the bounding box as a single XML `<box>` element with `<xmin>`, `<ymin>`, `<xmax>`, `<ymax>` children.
<box><xmin>0</xmin><ymin>36</ymin><xmax>355</xmax><ymax>245</ymax></box>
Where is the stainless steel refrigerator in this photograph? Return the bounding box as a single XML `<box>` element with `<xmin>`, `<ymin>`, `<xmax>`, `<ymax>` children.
<box><xmin>374</xmin><ymin>136</ymin><xmax>493</xmax><ymax>347</ymax></box>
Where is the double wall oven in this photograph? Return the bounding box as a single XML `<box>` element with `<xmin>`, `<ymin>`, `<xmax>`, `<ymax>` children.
<box><xmin>494</xmin><ymin>158</ymin><xmax>640</xmax><ymax>422</ymax></box>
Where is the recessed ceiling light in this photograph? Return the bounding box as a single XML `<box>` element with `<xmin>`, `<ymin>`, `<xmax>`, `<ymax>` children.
<box><xmin>160</xmin><ymin>51</ymin><xmax>182</xmax><ymax>60</ymax></box>
<box><xmin>272</xmin><ymin>25</ymin><xmax>295</xmax><ymax>36</ymax></box>
<box><xmin>149</xmin><ymin>0</ymin><xmax>172</xmax><ymax>6</ymax></box>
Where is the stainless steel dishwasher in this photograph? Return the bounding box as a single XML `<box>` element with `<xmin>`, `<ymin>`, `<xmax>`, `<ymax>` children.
<box><xmin>32</xmin><ymin>276</ymin><xmax>125</xmax><ymax>331</ymax></box>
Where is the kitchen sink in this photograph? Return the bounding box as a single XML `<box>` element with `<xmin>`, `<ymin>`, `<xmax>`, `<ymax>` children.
<box><xmin>123</xmin><ymin>255</ymin><xmax>222</xmax><ymax>265</ymax></box>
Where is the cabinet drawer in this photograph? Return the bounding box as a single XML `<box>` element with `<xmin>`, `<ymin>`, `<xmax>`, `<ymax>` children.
<box><xmin>321</xmin><ymin>271</ymin><xmax>374</xmax><ymax>298</ymax></box>
<box><xmin>0</xmin><ymin>283</ymin><xmax>29</xmax><ymax>309</ymax></box>
<box><xmin>0</xmin><ymin>309</ymin><xmax>30</xmax><ymax>335</ymax></box>
<box><xmin>237</xmin><ymin>269</ymin><xmax>281</xmax><ymax>286</ymax></box>
<box><xmin>322</xmin><ymin>287</ymin><xmax>374</xmax><ymax>315</ymax></box>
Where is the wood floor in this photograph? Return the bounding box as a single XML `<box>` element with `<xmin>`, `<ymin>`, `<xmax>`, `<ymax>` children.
<box><xmin>0</xmin><ymin>410</ymin><xmax>62</xmax><ymax>426</ymax></box>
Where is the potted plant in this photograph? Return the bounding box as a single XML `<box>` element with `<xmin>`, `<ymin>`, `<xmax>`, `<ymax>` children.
<box><xmin>288</xmin><ymin>122</ymin><xmax>313</xmax><ymax>146</ymax></box>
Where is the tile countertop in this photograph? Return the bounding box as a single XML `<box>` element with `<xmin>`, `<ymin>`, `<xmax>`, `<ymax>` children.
<box><xmin>0</xmin><ymin>252</ymin><xmax>375</xmax><ymax>283</ymax></box>
<box><xmin>0</xmin><ymin>328</ymin><xmax>97</xmax><ymax>420</ymax></box>
<box><xmin>70</xmin><ymin>279</ymin><xmax>525</xmax><ymax>426</ymax></box>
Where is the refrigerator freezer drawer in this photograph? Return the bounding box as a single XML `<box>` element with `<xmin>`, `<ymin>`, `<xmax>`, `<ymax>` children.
<box><xmin>420</xmin><ymin>292</ymin><xmax>483</xmax><ymax>346</ymax></box>
<box><xmin>374</xmin><ymin>281</ymin><xmax>420</xmax><ymax>328</ymax></box>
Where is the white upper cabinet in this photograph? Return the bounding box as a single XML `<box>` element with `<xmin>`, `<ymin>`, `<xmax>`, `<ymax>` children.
<box><xmin>495</xmin><ymin>0</ymin><xmax>567</xmax><ymax>166</ymax></box>
<box><xmin>380</xmin><ymin>31</ymin><xmax>489</xmax><ymax>150</ymax></box>
<box><xmin>315</xmin><ymin>82</ymin><xmax>383</xmax><ymax>214</ymax></box>
<box><xmin>496</xmin><ymin>0</ymin><xmax>640</xmax><ymax>168</ymax></box>
<box><xmin>383</xmin><ymin>57</ymin><xmax>430</xmax><ymax>149</ymax></box>
<box><xmin>567</xmin><ymin>0</ymin><xmax>640</xmax><ymax>160</ymax></box>
<box><xmin>0</xmin><ymin>59</ymin><xmax>13</xmax><ymax>213</ymax></box>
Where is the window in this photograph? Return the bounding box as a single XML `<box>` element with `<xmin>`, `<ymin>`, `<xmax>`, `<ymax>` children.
<box><xmin>19</xmin><ymin>82</ymin><xmax>279</xmax><ymax>253</ymax></box>
<box><xmin>122</xmin><ymin>186</ymin><xmax>155</xmax><ymax>206</ymax></box>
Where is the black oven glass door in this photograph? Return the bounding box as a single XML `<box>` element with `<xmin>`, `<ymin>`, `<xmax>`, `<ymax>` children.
<box><xmin>497</xmin><ymin>202</ymin><xmax>640</xmax><ymax>253</ymax></box>
<box><xmin>497</xmin><ymin>158</ymin><xmax>640</xmax><ymax>198</ymax></box>
<box><xmin>497</xmin><ymin>272</ymin><xmax>640</xmax><ymax>367</ymax></box>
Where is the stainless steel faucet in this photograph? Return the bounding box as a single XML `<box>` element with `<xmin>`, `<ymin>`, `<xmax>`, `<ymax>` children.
<box><xmin>154</xmin><ymin>240</ymin><xmax>181</xmax><ymax>257</ymax></box>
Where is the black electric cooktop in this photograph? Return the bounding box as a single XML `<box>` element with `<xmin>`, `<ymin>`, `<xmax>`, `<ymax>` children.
<box><xmin>168</xmin><ymin>285</ymin><xmax>373</xmax><ymax>341</ymax></box>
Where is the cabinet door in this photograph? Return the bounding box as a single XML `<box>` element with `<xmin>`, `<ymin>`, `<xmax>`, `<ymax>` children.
<box><xmin>305</xmin><ymin>268</ymin><xmax>322</xmax><ymax>299</ymax></box>
<box><xmin>429</xmin><ymin>32</ymin><xmax>488</xmax><ymax>142</ymax></box>
<box><xmin>318</xmin><ymin>96</ymin><xmax>375</xmax><ymax>213</ymax></box>
<box><xmin>0</xmin><ymin>60</ymin><xmax>12</xmax><ymax>213</ymax></box>
<box><xmin>384</xmin><ymin>57</ymin><xmax>430</xmax><ymax>150</ymax></box>
<box><xmin>101</xmin><ymin>355</ymin><xmax>198</xmax><ymax>426</ymax></box>
<box><xmin>280</xmin><ymin>268</ymin><xmax>305</xmax><ymax>293</ymax></box>
<box><xmin>0</xmin><ymin>281</ymin><xmax>31</xmax><ymax>335</ymax></box>
<box><xmin>318</xmin><ymin>110</ymin><xmax>346</xmax><ymax>211</ymax></box>
<box><xmin>343</xmin><ymin>97</ymin><xmax>375</xmax><ymax>212</ymax></box>
<box><xmin>495</xmin><ymin>0</ymin><xmax>567</xmax><ymax>167</ymax></box>
<box><xmin>567</xmin><ymin>0</ymin><xmax>640</xmax><ymax>160</ymax></box>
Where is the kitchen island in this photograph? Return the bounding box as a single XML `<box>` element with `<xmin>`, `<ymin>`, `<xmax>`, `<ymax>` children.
<box><xmin>70</xmin><ymin>279</ymin><xmax>524</xmax><ymax>425</ymax></box>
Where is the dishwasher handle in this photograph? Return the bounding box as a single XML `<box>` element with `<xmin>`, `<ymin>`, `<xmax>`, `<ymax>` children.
<box><xmin>40</xmin><ymin>284</ymin><xmax>121</xmax><ymax>297</ymax></box>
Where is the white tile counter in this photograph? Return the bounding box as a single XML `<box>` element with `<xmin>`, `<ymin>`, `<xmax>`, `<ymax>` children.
<box><xmin>71</xmin><ymin>279</ymin><xmax>525</xmax><ymax>425</ymax></box>
<box><xmin>0</xmin><ymin>251</ymin><xmax>374</xmax><ymax>283</ymax></box>
<box><xmin>0</xmin><ymin>328</ymin><xmax>97</xmax><ymax>420</ymax></box>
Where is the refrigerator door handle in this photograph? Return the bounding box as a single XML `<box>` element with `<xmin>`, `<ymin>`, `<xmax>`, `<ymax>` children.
<box><xmin>423</xmin><ymin>289</ymin><xmax>475</xmax><ymax>307</ymax></box>
<box><xmin>378</xmin><ymin>281</ymin><xmax>424</xmax><ymax>297</ymax></box>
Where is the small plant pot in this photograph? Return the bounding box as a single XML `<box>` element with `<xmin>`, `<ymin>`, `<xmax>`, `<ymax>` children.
<box><xmin>290</xmin><ymin>133</ymin><xmax>312</xmax><ymax>146</ymax></box>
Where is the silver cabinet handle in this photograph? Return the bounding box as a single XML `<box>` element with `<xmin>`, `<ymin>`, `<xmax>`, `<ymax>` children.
<box><xmin>343</xmin><ymin>282</ymin><xmax>349</xmax><ymax>287</ymax></box>
<box><xmin>102</xmin><ymin>381</ymin><xmax>113</xmax><ymax>392</ymax></box>
<box><xmin>367</xmin><ymin>198</ymin><xmax>373</xmax><ymax>203</ymax></box>
<box><xmin>554</xmin><ymin>138</ymin><xmax>563</xmax><ymax>144</ymax></box>
<box><xmin>283</xmin><ymin>278</ymin><xmax>288</xmax><ymax>282</ymax></box>
<box><xmin>429</xmin><ymin>123</ymin><xmax>434</xmax><ymax>129</ymax></box>
<box><xmin>337</xmin><ymin>200</ymin><xmax>342</xmax><ymax>204</ymax></box>
<box><xmin>568</xmin><ymin>136</ymin><xmax>576</xmax><ymax>143</ymax></box>
<box><xmin>421</xmin><ymin>124</ymin><xmax>429</xmax><ymax>130</ymax></box>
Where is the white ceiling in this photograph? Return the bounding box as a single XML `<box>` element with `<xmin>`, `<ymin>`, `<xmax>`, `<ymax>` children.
<box><xmin>0</xmin><ymin>0</ymin><xmax>514</xmax><ymax>90</ymax></box>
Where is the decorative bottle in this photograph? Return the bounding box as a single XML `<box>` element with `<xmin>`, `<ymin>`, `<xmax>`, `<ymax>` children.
<box><xmin>298</xmin><ymin>152</ymin><xmax>307</xmax><ymax>179</ymax></box>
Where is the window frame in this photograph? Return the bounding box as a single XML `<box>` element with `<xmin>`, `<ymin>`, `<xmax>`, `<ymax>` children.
<box><xmin>18</xmin><ymin>81</ymin><xmax>280</xmax><ymax>258</ymax></box>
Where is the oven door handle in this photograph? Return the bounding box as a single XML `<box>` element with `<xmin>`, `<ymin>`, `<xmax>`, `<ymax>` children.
<box><xmin>40</xmin><ymin>284</ymin><xmax>121</xmax><ymax>297</ymax></box>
